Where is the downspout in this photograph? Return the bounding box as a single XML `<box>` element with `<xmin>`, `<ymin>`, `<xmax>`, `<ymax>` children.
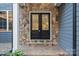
<box><xmin>73</xmin><ymin>3</ymin><xmax>76</xmax><ymax>56</ymax></box>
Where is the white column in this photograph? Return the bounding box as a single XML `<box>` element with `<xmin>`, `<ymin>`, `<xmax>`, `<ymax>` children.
<box><xmin>7</xmin><ymin>11</ymin><xmax>9</xmax><ymax>31</ymax></box>
<box><xmin>13</xmin><ymin>3</ymin><xmax>19</xmax><ymax>52</ymax></box>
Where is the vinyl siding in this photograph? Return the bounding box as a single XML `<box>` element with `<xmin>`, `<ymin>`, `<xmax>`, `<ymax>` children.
<box><xmin>0</xmin><ymin>3</ymin><xmax>13</xmax><ymax>10</ymax></box>
<box><xmin>58</xmin><ymin>4</ymin><xmax>73</xmax><ymax>55</ymax></box>
<box><xmin>0</xmin><ymin>32</ymin><xmax>12</xmax><ymax>43</ymax></box>
<box><xmin>0</xmin><ymin>4</ymin><xmax>13</xmax><ymax>53</ymax></box>
<box><xmin>0</xmin><ymin>32</ymin><xmax>12</xmax><ymax>54</ymax></box>
<box><xmin>76</xmin><ymin>3</ymin><xmax>79</xmax><ymax>56</ymax></box>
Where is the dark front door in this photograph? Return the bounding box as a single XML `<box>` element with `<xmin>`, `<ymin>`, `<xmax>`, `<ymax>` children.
<box><xmin>31</xmin><ymin>13</ymin><xmax>50</xmax><ymax>39</ymax></box>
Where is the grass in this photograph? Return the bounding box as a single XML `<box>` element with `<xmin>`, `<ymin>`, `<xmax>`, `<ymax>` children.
<box><xmin>5</xmin><ymin>50</ymin><xmax>24</xmax><ymax>56</ymax></box>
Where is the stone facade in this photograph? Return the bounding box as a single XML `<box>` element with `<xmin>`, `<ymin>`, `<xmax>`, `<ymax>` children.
<box><xmin>18</xmin><ymin>3</ymin><xmax>59</xmax><ymax>48</ymax></box>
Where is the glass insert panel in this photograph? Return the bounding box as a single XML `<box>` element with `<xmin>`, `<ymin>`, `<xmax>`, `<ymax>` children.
<box><xmin>42</xmin><ymin>14</ymin><xmax>49</xmax><ymax>30</ymax></box>
<box><xmin>32</xmin><ymin>14</ymin><xmax>39</xmax><ymax>30</ymax></box>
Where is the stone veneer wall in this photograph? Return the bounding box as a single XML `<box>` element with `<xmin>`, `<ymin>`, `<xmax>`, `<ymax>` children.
<box><xmin>18</xmin><ymin>3</ymin><xmax>59</xmax><ymax>48</ymax></box>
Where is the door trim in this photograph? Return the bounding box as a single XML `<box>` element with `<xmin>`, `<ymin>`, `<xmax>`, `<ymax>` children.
<box><xmin>29</xmin><ymin>11</ymin><xmax>52</xmax><ymax>40</ymax></box>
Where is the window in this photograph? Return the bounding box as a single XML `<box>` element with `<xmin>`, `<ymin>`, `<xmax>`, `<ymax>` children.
<box><xmin>0</xmin><ymin>11</ymin><xmax>13</xmax><ymax>32</ymax></box>
<box><xmin>30</xmin><ymin>12</ymin><xmax>50</xmax><ymax>39</ymax></box>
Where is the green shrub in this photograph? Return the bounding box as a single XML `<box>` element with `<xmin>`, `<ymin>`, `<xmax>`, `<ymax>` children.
<box><xmin>6</xmin><ymin>50</ymin><xmax>24</xmax><ymax>56</ymax></box>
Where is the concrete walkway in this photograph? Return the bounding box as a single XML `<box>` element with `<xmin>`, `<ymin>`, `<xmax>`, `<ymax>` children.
<box><xmin>20</xmin><ymin>45</ymin><xmax>69</xmax><ymax>56</ymax></box>
<box><xmin>0</xmin><ymin>43</ymin><xmax>12</xmax><ymax>54</ymax></box>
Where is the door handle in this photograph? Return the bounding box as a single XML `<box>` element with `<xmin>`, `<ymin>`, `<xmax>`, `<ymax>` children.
<box><xmin>39</xmin><ymin>30</ymin><xmax>40</xmax><ymax>32</ymax></box>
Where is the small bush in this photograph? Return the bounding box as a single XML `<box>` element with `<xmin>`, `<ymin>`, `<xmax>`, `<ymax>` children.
<box><xmin>6</xmin><ymin>50</ymin><xmax>24</xmax><ymax>56</ymax></box>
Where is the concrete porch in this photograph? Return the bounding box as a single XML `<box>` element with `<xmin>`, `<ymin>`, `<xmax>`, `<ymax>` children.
<box><xmin>19</xmin><ymin>44</ymin><xmax>69</xmax><ymax>56</ymax></box>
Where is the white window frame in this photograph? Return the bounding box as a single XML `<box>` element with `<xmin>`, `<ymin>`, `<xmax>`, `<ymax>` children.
<box><xmin>0</xmin><ymin>10</ymin><xmax>12</xmax><ymax>32</ymax></box>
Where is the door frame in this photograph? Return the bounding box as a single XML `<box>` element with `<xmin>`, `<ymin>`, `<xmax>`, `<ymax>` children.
<box><xmin>29</xmin><ymin>11</ymin><xmax>52</xmax><ymax>40</ymax></box>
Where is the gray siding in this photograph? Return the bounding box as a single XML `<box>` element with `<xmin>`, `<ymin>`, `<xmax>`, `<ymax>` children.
<box><xmin>0</xmin><ymin>4</ymin><xmax>13</xmax><ymax>53</ymax></box>
<box><xmin>58</xmin><ymin>4</ymin><xmax>73</xmax><ymax>55</ymax></box>
<box><xmin>76</xmin><ymin>3</ymin><xmax>79</xmax><ymax>56</ymax></box>
<box><xmin>0</xmin><ymin>32</ymin><xmax>12</xmax><ymax>43</ymax></box>
<box><xmin>0</xmin><ymin>3</ymin><xmax>13</xmax><ymax>10</ymax></box>
<box><xmin>0</xmin><ymin>32</ymin><xmax>12</xmax><ymax>54</ymax></box>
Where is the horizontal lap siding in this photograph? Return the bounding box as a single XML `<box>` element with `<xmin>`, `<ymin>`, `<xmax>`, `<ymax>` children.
<box><xmin>0</xmin><ymin>32</ymin><xmax>12</xmax><ymax>53</ymax></box>
<box><xmin>0</xmin><ymin>4</ymin><xmax>13</xmax><ymax>10</ymax></box>
<box><xmin>76</xmin><ymin>3</ymin><xmax>79</xmax><ymax>56</ymax></box>
<box><xmin>0</xmin><ymin>4</ymin><xmax>13</xmax><ymax>53</ymax></box>
<box><xmin>59</xmin><ymin>4</ymin><xmax>73</xmax><ymax>55</ymax></box>
<box><xmin>0</xmin><ymin>32</ymin><xmax>12</xmax><ymax>43</ymax></box>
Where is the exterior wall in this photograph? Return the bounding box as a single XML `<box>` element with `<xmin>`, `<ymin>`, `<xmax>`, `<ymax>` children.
<box><xmin>0</xmin><ymin>32</ymin><xmax>12</xmax><ymax>43</ymax></box>
<box><xmin>0</xmin><ymin>3</ymin><xmax>13</xmax><ymax>10</ymax></box>
<box><xmin>0</xmin><ymin>4</ymin><xmax>13</xmax><ymax>43</ymax></box>
<box><xmin>76</xmin><ymin>3</ymin><xmax>79</xmax><ymax>56</ymax></box>
<box><xmin>0</xmin><ymin>4</ymin><xmax>13</xmax><ymax>53</ymax></box>
<box><xmin>18</xmin><ymin>4</ymin><xmax>59</xmax><ymax>51</ymax></box>
<box><xmin>0</xmin><ymin>32</ymin><xmax>12</xmax><ymax>54</ymax></box>
<box><xmin>58</xmin><ymin>4</ymin><xmax>73</xmax><ymax>55</ymax></box>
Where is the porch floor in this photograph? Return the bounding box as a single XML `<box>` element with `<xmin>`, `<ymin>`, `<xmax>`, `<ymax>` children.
<box><xmin>20</xmin><ymin>45</ymin><xmax>69</xmax><ymax>56</ymax></box>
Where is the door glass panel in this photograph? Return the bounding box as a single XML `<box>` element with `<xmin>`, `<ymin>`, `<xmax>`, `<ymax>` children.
<box><xmin>32</xmin><ymin>14</ymin><xmax>39</xmax><ymax>30</ymax></box>
<box><xmin>42</xmin><ymin>14</ymin><xmax>49</xmax><ymax>30</ymax></box>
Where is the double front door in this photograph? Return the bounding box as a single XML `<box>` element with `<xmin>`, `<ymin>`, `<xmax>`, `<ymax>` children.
<box><xmin>31</xmin><ymin>13</ymin><xmax>50</xmax><ymax>39</ymax></box>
